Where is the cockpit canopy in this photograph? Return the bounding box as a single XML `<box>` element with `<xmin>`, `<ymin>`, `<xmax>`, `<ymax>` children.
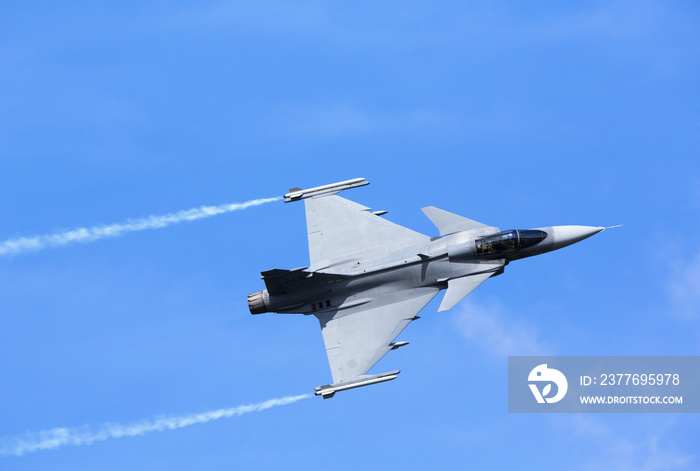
<box><xmin>475</xmin><ymin>229</ymin><xmax>547</xmax><ymax>255</ymax></box>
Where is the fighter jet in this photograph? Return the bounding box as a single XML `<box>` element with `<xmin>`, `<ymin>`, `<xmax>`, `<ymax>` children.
<box><xmin>248</xmin><ymin>178</ymin><xmax>606</xmax><ymax>398</ymax></box>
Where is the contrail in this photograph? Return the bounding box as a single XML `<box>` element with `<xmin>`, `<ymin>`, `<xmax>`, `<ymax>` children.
<box><xmin>0</xmin><ymin>196</ymin><xmax>281</xmax><ymax>257</ymax></box>
<box><xmin>1</xmin><ymin>393</ymin><xmax>311</xmax><ymax>457</ymax></box>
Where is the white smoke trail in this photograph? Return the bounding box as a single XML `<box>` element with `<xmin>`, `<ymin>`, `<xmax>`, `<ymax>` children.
<box><xmin>0</xmin><ymin>196</ymin><xmax>281</xmax><ymax>257</ymax></box>
<box><xmin>1</xmin><ymin>393</ymin><xmax>311</xmax><ymax>457</ymax></box>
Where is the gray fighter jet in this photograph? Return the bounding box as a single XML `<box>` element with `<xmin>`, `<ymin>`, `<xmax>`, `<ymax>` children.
<box><xmin>248</xmin><ymin>178</ymin><xmax>606</xmax><ymax>398</ymax></box>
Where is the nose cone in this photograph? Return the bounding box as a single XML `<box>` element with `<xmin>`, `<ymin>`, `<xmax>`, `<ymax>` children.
<box><xmin>548</xmin><ymin>225</ymin><xmax>605</xmax><ymax>251</ymax></box>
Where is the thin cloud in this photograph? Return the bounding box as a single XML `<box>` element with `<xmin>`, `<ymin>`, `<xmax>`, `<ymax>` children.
<box><xmin>0</xmin><ymin>196</ymin><xmax>280</xmax><ymax>257</ymax></box>
<box><xmin>565</xmin><ymin>415</ymin><xmax>695</xmax><ymax>471</ymax></box>
<box><xmin>668</xmin><ymin>250</ymin><xmax>700</xmax><ymax>320</ymax></box>
<box><xmin>1</xmin><ymin>393</ymin><xmax>311</xmax><ymax>457</ymax></box>
<box><xmin>276</xmin><ymin>104</ymin><xmax>453</xmax><ymax>139</ymax></box>
<box><xmin>157</xmin><ymin>1</ymin><xmax>336</xmax><ymax>37</ymax></box>
<box><xmin>453</xmin><ymin>298</ymin><xmax>549</xmax><ymax>356</ymax></box>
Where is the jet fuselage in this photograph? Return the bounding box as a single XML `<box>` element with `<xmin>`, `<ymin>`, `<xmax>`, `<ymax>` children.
<box><xmin>248</xmin><ymin>224</ymin><xmax>603</xmax><ymax>316</ymax></box>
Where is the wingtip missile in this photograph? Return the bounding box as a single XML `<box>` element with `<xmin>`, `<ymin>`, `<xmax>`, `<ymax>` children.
<box><xmin>314</xmin><ymin>370</ymin><xmax>400</xmax><ymax>399</ymax></box>
<box><xmin>284</xmin><ymin>178</ymin><xmax>369</xmax><ymax>203</ymax></box>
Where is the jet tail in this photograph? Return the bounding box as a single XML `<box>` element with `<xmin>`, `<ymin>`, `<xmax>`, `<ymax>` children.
<box><xmin>261</xmin><ymin>267</ymin><xmax>346</xmax><ymax>295</ymax></box>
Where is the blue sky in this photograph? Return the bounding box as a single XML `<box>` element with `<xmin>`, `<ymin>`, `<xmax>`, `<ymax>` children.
<box><xmin>1</xmin><ymin>1</ymin><xmax>698</xmax><ymax>469</ymax></box>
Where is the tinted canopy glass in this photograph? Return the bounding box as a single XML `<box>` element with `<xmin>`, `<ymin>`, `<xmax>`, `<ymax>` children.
<box><xmin>518</xmin><ymin>229</ymin><xmax>548</xmax><ymax>250</ymax></box>
<box><xmin>476</xmin><ymin>229</ymin><xmax>547</xmax><ymax>255</ymax></box>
